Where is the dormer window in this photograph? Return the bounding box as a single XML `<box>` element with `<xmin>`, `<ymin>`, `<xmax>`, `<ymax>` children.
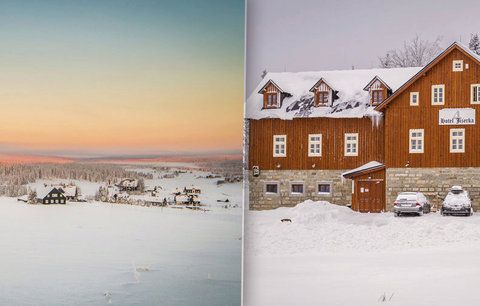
<box><xmin>259</xmin><ymin>80</ymin><xmax>284</xmax><ymax>109</ymax></box>
<box><xmin>310</xmin><ymin>78</ymin><xmax>334</xmax><ymax>107</ymax></box>
<box><xmin>363</xmin><ymin>76</ymin><xmax>391</xmax><ymax>106</ymax></box>
<box><xmin>266</xmin><ymin>93</ymin><xmax>278</xmax><ymax>107</ymax></box>
<box><xmin>316</xmin><ymin>91</ymin><xmax>329</xmax><ymax>106</ymax></box>
<box><xmin>371</xmin><ymin>90</ymin><xmax>383</xmax><ymax>105</ymax></box>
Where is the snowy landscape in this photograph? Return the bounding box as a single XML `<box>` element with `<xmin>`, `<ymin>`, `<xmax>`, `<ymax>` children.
<box><xmin>244</xmin><ymin>200</ymin><xmax>480</xmax><ymax>306</ymax></box>
<box><xmin>0</xmin><ymin>160</ymin><xmax>242</xmax><ymax>305</ymax></box>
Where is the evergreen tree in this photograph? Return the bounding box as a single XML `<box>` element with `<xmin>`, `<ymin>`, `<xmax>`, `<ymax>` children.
<box><xmin>469</xmin><ymin>33</ymin><xmax>480</xmax><ymax>55</ymax></box>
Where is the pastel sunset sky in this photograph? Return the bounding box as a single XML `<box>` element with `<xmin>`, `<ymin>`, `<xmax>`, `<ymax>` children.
<box><xmin>0</xmin><ymin>0</ymin><xmax>244</xmax><ymax>157</ymax></box>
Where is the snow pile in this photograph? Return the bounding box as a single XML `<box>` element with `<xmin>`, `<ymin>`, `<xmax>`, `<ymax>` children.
<box><xmin>246</xmin><ymin>200</ymin><xmax>480</xmax><ymax>256</ymax></box>
<box><xmin>246</xmin><ymin>67</ymin><xmax>422</xmax><ymax>120</ymax></box>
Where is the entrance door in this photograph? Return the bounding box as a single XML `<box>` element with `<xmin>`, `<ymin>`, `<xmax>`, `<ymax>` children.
<box><xmin>357</xmin><ymin>180</ymin><xmax>384</xmax><ymax>212</ymax></box>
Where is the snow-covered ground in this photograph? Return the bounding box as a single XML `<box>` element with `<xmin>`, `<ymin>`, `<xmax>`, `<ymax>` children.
<box><xmin>4</xmin><ymin>163</ymin><xmax>241</xmax><ymax>305</ymax></box>
<box><xmin>244</xmin><ymin>200</ymin><xmax>480</xmax><ymax>306</ymax></box>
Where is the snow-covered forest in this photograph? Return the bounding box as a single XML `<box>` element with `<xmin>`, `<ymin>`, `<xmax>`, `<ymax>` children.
<box><xmin>0</xmin><ymin>163</ymin><xmax>153</xmax><ymax>197</ymax></box>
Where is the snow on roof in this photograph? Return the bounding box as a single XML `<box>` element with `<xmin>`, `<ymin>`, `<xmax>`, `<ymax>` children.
<box><xmin>36</xmin><ymin>187</ymin><xmax>61</xmax><ymax>199</ymax></box>
<box><xmin>62</xmin><ymin>186</ymin><xmax>77</xmax><ymax>197</ymax></box>
<box><xmin>456</xmin><ymin>41</ymin><xmax>480</xmax><ymax>62</ymax></box>
<box><xmin>246</xmin><ymin>67</ymin><xmax>422</xmax><ymax>120</ymax></box>
<box><xmin>342</xmin><ymin>161</ymin><xmax>384</xmax><ymax>178</ymax></box>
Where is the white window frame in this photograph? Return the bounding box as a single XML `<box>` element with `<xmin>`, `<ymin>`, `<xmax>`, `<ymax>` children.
<box><xmin>273</xmin><ymin>135</ymin><xmax>287</xmax><ymax>157</ymax></box>
<box><xmin>308</xmin><ymin>134</ymin><xmax>322</xmax><ymax>157</ymax></box>
<box><xmin>471</xmin><ymin>84</ymin><xmax>480</xmax><ymax>104</ymax></box>
<box><xmin>265</xmin><ymin>182</ymin><xmax>280</xmax><ymax>195</ymax></box>
<box><xmin>317</xmin><ymin>182</ymin><xmax>332</xmax><ymax>196</ymax></box>
<box><xmin>450</xmin><ymin>128</ymin><xmax>465</xmax><ymax>153</ymax></box>
<box><xmin>431</xmin><ymin>85</ymin><xmax>445</xmax><ymax>105</ymax></box>
<box><xmin>410</xmin><ymin>92</ymin><xmax>419</xmax><ymax>106</ymax></box>
<box><xmin>409</xmin><ymin>129</ymin><xmax>424</xmax><ymax>153</ymax></box>
<box><xmin>452</xmin><ymin>60</ymin><xmax>463</xmax><ymax>72</ymax></box>
<box><xmin>344</xmin><ymin>133</ymin><xmax>358</xmax><ymax>156</ymax></box>
<box><xmin>290</xmin><ymin>182</ymin><xmax>305</xmax><ymax>195</ymax></box>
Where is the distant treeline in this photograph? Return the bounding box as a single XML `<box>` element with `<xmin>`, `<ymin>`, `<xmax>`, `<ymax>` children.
<box><xmin>0</xmin><ymin>163</ymin><xmax>153</xmax><ymax>197</ymax></box>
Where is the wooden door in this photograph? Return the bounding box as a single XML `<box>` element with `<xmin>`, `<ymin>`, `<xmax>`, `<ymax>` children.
<box><xmin>357</xmin><ymin>179</ymin><xmax>385</xmax><ymax>212</ymax></box>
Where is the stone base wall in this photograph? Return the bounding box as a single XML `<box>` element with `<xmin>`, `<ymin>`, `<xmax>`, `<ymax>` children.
<box><xmin>386</xmin><ymin>168</ymin><xmax>480</xmax><ymax>211</ymax></box>
<box><xmin>248</xmin><ymin>170</ymin><xmax>351</xmax><ymax>210</ymax></box>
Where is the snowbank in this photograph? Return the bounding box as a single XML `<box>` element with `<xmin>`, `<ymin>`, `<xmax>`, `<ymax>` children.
<box><xmin>246</xmin><ymin>200</ymin><xmax>480</xmax><ymax>256</ymax></box>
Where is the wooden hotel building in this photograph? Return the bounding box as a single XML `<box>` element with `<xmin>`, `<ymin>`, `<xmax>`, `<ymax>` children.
<box><xmin>246</xmin><ymin>42</ymin><xmax>480</xmax><ymax>212</ymax></box>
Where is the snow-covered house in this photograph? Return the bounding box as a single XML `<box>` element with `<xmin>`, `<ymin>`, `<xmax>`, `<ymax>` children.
<box><xmin>116</xmin><ymin>178</ymin><xmax>139</xmax><ymax>191</ymax></box>
<box><xmin>59</xmin><ymin>185</ymin><xmax>78</xmax><ymax>201</ymax></box>
<box><xmin>36</xmin><ymin>187</ymin><xmax>66</xmax><ymax>205</ymax></box>
<box><xmin>184</xmin><ymin>186</ymin><xmax>201</xmax><ymax>195</ymax></box>
<box><xmin>247</xmin><ymin>42</ymin><xmax>480</xmax><ymax>212</ymax></box>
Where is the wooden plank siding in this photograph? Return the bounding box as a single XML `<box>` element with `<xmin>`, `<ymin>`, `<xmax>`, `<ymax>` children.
<box><xmin>351</xmin><ymin>169</ymin><xmax>386</xmax><ymax>212</ymax></box>
<box><xmin>384</xmin><ymin>48</ymin><xmax>480</xmax><ymax>168</ymax></box>
<box><xmin>248</xmin><ymin>117</ymin><xmax>384</xmax><ymax>170</ymax></box>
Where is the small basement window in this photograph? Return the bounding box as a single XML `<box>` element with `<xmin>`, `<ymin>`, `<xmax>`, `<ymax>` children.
<box><xmin>308</xmin><ymin>134</ymin><xmax>322</xmax><ymax>157</ymax></box>
<box><xmin>450</xmin><ymin>128</ymin><xmax>465</xmax><ymax>153</ymax></box>
<box><xmin>273</xmin><ymin>135</ymin><xmax>287</xmax><ymax>157</ymax></box>
<box><xmin>318</xmin><ymin>183</ymin><xmax>332</xmax><ymax>195</ymax></box>
<box><xmin>471</xmin><ymin>84</ymin><xmax>480</xmax><ymax>104</ymax></box>
<box><xmin>431</xmin><ymin>85</ymin><xmax>445</xmax><ymax>105</ymax></box>
<box><xmin>344</xmin><ymin>133</ymin><xmax>358</xmax><ymax>156</ymax></box>
<box><xmin>410</xmin><ymin>92</ymin><xmax>419</xmax><ymax>106</ymax></box>
<box><xmin>290</xmin><ymin>183</ymin><xmax>304</xmax><ymax>195</ymax></box>
<box><xmin>453</xmin><ymin>60</ymin><xmax>463</xmax><ymax>72</ymax></box>
<box><xmin>265</xmin><ymin>182</ymin><xmax>279</xmax><ymax>195</ymax></box>
<box><xmin>409</xmin><ymin>129</ymin><xmax>424</xmax><ymax>153</ymax></box>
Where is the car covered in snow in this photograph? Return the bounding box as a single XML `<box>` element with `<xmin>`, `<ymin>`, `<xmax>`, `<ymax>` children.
<box><xmin>441</xmin><ymin>186</ymin><xmax>473</xmax><ymax>216</ymax></box>
<box><xmin>393</xmin><ymin>192</ymin><xmax>431</xmax><ymax>216</ymax></box>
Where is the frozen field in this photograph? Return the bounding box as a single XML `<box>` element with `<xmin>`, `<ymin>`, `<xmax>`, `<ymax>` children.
<box><xmin>2</xmin><ymin>164</ymin><xmax>242</xmax><ymax>305</ymax></box>
<box><xmin>244</xmin><ymin>201</ymin><xmax>480</xmax><ymax>306</ymax></box>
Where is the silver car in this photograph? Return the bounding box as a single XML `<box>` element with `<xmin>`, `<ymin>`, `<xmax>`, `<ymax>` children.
<box><xmin>393</xmin><ymin>192</ymin><xmax>431</xmax><ymax>216</ymax></box>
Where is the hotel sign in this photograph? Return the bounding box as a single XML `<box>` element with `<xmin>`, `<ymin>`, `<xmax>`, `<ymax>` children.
<box><xmin>439</xmin><ymin>108</ymin><xmax>476</xmax><ymax>125</ymax></box>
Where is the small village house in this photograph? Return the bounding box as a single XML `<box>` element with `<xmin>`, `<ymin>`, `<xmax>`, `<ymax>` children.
<box><xmin>36</xmin><ymin>187</ymin><xmax>66</xmax><ymax>204</ymax></box>
<box><xmin>116</xmin><ymin>178</ymin><xmax>139</xmax><ymax>192</ymax></box>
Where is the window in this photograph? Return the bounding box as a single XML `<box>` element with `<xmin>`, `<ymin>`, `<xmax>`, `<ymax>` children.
<box><xmin>266</xmin><ymin>93</ymin><xmax>278</xmax><ymax>107</ymax></box>
<box><xmin>273</xmin><ymin>135</ymin><xmax>286</xmax><ymax>157</ymax></box>
<box><xmin>265</xmin><ymin>182</ymin><xmax>279</xmax><ymax>195</ymax></box>
<box><xmin>344</xmin><ymin>133</ymin><xmax>358</xmax><ymax>156</ymax></box>
<box><xmin>308</xmin><ymin>134</ymin><xmax>322</xmax><ymax>157</ymax></box>
<box><xmin>471</xmin><ymin>84</ymin><xmax>480</xmax><ymax>104</ymax></box>
<box><xmin>431</xmin><ymin>85</ymin><xmax>445</xmax><ymax>105</ymax></box>
<box><xmin>409</xmin><ymin>129</ymin><xmax>424</xmax><ymax>153</ymax></box>
<box><xmin>450</xmin><ymin>128</ymin><xmax>465</xmax><ymax>153</ymax></box>
<box><xmin>290</xmin><ymin>183</ymin><xmax>304</xmax><ymax>195</ymax></box>
<box><xmin>371</xmin><ymin>90</ymin><xmax>383</xmax><ymax>104</ymax></box>
<box><xmin>453</xmin><ymin>60</ymin><xmax>463</xmax><ymax>72</ymax></box>
<box><xmin>318</xmin><ymin>183</ymin><xmax>332</xmax><ymax>195</ymax></box>
<box><xmin>410</xmin><ymin>92</ymin><xmax>419</xmax><ymax>106</ymax></box>
<box><xmin>52</xmin><ymin>193</ymin><xmax>57</xmax><ymax>197</ymax></box>
<box><xmin>317</xmin><ymin>92</ymin><xmax>329</xmax><ymax>106</ymax></box>
<box><xmin>45</xmin><ymin>200</ymin><xmax>49</xmax><ymax>204</ymax></box>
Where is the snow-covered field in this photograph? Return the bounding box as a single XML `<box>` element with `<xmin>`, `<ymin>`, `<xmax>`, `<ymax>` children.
<box><xmin>244</xmin><ymin>200</ymin><xmax>480</xmax><ymax>306</ymax></box>
<box><xmin>2</xmin><ymin>163</ymin><xmax>241</xmax><ymax>305</ymax></box>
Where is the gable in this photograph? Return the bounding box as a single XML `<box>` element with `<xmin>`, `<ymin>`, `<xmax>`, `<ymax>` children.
<box><xmin>309</xmin><ymin>78</ymin><xmax>333</xmax><ymax>92</ymax></box>
<box><xmin>258</xmin><ymin>80</ymin><xmax>284</xmax><ymax>94</ymax></box>
<box><xmin>375</xmin><ymin>43</ymin><xmax>480</xmax><ymax>111</ymax></box>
